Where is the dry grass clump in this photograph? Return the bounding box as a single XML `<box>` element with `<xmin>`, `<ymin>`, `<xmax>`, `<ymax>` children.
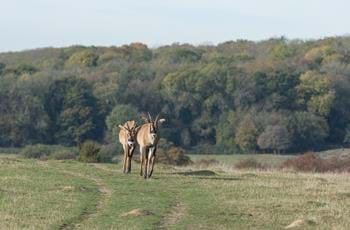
<box><xmin>324</xmin><ymin>157</ymin><xmax>350</xmax><ymax>172</ymax></box>
<box><xmin>120</xmin><ymin>208</ymin><xmax>153</xmax><ymax>217</ymax></box>
<box><xmin>281</xmin><ymin>152</ymin><xmax>350</xmax><ymax>172</ymax></box>
<box><xmin>281</xmin><ymin>152</ymin><xmax>326</xmax><ymax>172</ymax></box>
<box><xmin>235</xmin><ymin>158</ymin><xmax>266</xmax><ymax>170</ymax></box>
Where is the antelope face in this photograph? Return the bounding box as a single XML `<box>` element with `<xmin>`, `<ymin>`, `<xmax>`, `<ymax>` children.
<box><xmin>127</xmin><ymin>126</ymin><xmax>140</xmax><ymax>148</ymax></box>
<box><xmin>126</xmin><ymin>132</ymin><xmax>135</xmax><ymax>147</ymax></box>
<box><xmin>142</xmin><ymin>113</ymin><xmax>166</xmax><ymax>146</ymax></box>
<box><xmin>119</xmin><ymin>121</ymin><xmax>140</xmax><ymax>148</ymax></box>
<box><xmin>149</xmin><ymin>123</ymin><xmax>158</xmax><ymax>145</ymax></box>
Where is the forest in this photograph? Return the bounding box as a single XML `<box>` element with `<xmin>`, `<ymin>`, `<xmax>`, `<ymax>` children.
<box><xmin>1</xmin><ymin>36</ymin><xmax>350</xmax><ymax>153</ymax></box>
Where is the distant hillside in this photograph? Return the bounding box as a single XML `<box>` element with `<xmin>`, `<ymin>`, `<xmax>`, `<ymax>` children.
<box><xmin>1</xmin><ymin>37</ymin><xmax>350</xmax><ymax>153</ymax></box>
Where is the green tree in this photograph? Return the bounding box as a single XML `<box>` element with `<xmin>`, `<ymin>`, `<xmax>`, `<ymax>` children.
<box><xmin>105</xmin><ymin>104</ymin><xmax>139</xmax><ymax>141</ymax></box>
<box><xmin>0</xmin><ymin>63</ymin><xmax>5</xmax><ymax>75</ymax></box>
<box><xmin>289</xmin><ymin>112</ymin><xmax>328</xmax><ymax>151</ymax></box>
<box><xmin>216</xmin><ymin>111</ymin><xmax>237</xmax><ymax>147</ymax></box>
<box><xmin>1</xmin><ymin>36</ymin><xmax>350</xmax><ymax>151</ymax></box>
<box><xmin>0</xmin><ymin>74</ymin><xmax>50</xmax><ymax>146</ymax></box>
<box><xmin>45</xmin><ymin>77</ymin><xmax>101</xmax><ymax>146</ymax></box>
<box><xmin>66</xmin><ymin>50</ymin><xmax>98</xmax><ymax>68</ymax></box>
<box><xmin>327</xmin><ymin>75</ymin><xmax>350</xmax><ymax>143</ymax></box>
<box><xmin>234</xmin><ymin>116</ymin><xmax>258</xmax><ymax>152</ymax></box>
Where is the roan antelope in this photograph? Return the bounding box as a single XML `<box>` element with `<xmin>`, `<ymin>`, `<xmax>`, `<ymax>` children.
<box><xmin>137</xmin><ymin>113</ymin><xmax>165</xmax><ymax>179</ymax></box>
<box><xmin>118</xmin><ymin>120</ymin><xmax>140</xmax><ymax>174</ymax></box>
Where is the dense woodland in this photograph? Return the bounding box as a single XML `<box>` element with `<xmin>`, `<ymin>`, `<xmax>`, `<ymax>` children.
<box><xmin>1</xmin><ymin>36</ymin><xmax>350</xmax><ymax>153</ymax></box>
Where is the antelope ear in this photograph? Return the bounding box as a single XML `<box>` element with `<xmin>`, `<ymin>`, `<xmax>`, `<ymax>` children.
<box><xmin>118</xmin><ymin>125</ymin><xmax>126</xmax><ymax>130</ymax></box>
<box><xmin>157</xmin><ymin>118</ymin><xmax>166</xmax><ymax>125</ymax></box>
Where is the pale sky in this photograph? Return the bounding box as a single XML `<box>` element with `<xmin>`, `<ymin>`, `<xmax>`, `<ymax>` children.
<box><xmin>1</xmin><ymin>0</ymin><xmax>349</xmax><ymax>52</ymax></box>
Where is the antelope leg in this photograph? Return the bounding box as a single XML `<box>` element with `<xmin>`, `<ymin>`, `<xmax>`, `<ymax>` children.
<box><xmin>147</xmin><ymin>147</ymin><xmax>154</xmax><ymax>178</ymax></box>
<box><xmin>123</xmin><ymin>145</ymin><xmax>128</xmax><ymax>173</ymax></box>
<box><xmin>144</xmin><ymin>148</ymin><xmax>151</xmax><ymax>179</ymax></box>
<box><xmin>149</xmin><ymin>147</ymin><xmax>156</xmax><ymax>178</ymax></box>
<box><xmin>127</xmin><ymin>157</ymin><xmax>131</xmax><ymax>173</ymax></box>
<box><xmin>140</xmin><ymin>147</ymin><xmax>145</xmax><ymax>176</ymax></box>
<box><xmin>127</xmin><ymin>147</ymin><xmax>134</xmax><ymax>173</ymax></box>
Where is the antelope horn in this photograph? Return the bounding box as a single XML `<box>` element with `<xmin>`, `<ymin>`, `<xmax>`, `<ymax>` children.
<box><xmin>148</xmin><ymin>112</ymin><xmax>152</xmax><ymax>122</ymax></box>
<box><xmin>155</xmin><ymin>114</ymin><xmax>160</xmax><ymax>124</ymax></box>
<box><xmin>125</xmin><ymin>122</ymin><xmax>131</xmax><ymax>131</ymax></box>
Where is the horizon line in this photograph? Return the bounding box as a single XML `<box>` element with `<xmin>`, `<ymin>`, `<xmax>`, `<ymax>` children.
<box><xmin>2</xmin><ymin>33</ymin><xmax>350</xmax><ymax>54</ymax></box>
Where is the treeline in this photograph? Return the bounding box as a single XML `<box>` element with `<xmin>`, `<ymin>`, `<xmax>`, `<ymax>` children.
<box><xmin>1</xmin><ymin>36</ymin><xmax>350</xmax><ymax>153</ymax></box>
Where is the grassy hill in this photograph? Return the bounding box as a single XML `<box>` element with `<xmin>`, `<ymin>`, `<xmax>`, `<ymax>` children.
<box><xmin>1</xmin><ymin>154</ymin><xmax>349</xmax><ymax>229</ymax></box>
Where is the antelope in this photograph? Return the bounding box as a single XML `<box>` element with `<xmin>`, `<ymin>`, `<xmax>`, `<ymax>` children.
<box><xmin>118</xmin><ymin>120</ymin><xmax>140</xmax><ymax>174</ymax></box>
<box><xmin>137</xmin><ymin>113</ymin><xmax>165</xmax><ymax>179</ymax></box>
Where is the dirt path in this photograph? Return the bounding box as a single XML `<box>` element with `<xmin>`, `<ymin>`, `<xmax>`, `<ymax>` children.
<box><xmin>93</xmin><ymin>163</ymin><xmax>187</xmax><ymax>229</ymax></box>
<box><xmin>37</xmin><ymin>161</ymin><xmax>112</xmax><ymax>229</ymax></box>
<box><xmin>59</xmin><ymin>170</ymin><xmax>112</xmax><ymax>229</ymax></box>
<box><xmin>158</xmin><ymin>202</ymin><xmax>187</xmax><ymax>229</ymax></box>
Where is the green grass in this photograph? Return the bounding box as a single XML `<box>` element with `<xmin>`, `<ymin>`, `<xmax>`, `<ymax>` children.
<box><xmin>0</xmin><ymin>154</ymin><xmax>350</xmax><ymax>229</ymax></box>
<box><xmin>0</xmin><ymin>157</ymin><xmax>99</xmax><ymax>229</ymax></box>
<box><xmin>188</xmin><ymin>153</ymin><xmax>292</xmax><ymax>167</ymax></box>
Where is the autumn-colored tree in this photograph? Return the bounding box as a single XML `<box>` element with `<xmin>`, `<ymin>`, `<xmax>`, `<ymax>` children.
<box><xmin>297</xmin><ymin>71</ymin><xmax>335</xmax><ymax>116</ymax></box>
<box><xmin>257</xmin><ymin>125</ymin><xmax>291</xmax><ymax>154</ymax></box>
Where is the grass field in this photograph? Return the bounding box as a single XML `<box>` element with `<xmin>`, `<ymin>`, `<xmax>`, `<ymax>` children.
<box><xmin>0</xmin><ymin>153</ymin><xmax>350</xmax><ymax>229</ymax></box>
<box><xmin>188</xmin><ymin>154</ymin><xmax>292</xmax><ymax>167</ymax></box>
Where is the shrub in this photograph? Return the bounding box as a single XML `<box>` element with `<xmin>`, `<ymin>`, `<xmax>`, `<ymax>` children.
<box><xmin>281</xmin><ymin>152</ymin><xmax>326</xmax><ymax>172</ymax></box>
<box><xmin>235</xmin><ymin>158</ymin><xmax>266</xmax><ymax>170</ymax></box>
<box><xmin>21</xmin><ymin>144</ymin><xmax>78</xmax><ymax>159</ymax></box>
<box><xmin>0</xmin><ymin>147</ymin><xmax>21</xmax><ymax>154</ymax></box>
<box><xmin>21</xmin><ymin>144</ymin><xmax>52</xmax><ymax>159</ymax></box>
<box><xmin>97</xmin><ymin>144</ymin><xmax>119</xmax><ymax>163</ymax></box>
<box><xmin>50</xmin><ymin>150</ymin><xmax>77</xmax><ymax>160</ymax></box>
<box><xmin>281</xmin><ymin>152</ymin><xmax>350</xmax><ymax>173</ymax></box>
<box><xmin>78</xmin><ymin>141</ymin><xmax>100</xmax><ymax>163</ymax></box>
<box><xmin>155</xmin><ymin>138</ymin><xmax>176</xmax><ymax>156</ymax></box>
<box><xmin>158</xmin><ymin>147</ymin><xmax>192</xmax><ymax>166</ymax></box>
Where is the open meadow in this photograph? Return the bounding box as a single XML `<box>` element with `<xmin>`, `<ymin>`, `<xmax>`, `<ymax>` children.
<box><xmin>0</xmin><ymin>152</ymin><xmax>350</xmax><ymax>229</ymax></box>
